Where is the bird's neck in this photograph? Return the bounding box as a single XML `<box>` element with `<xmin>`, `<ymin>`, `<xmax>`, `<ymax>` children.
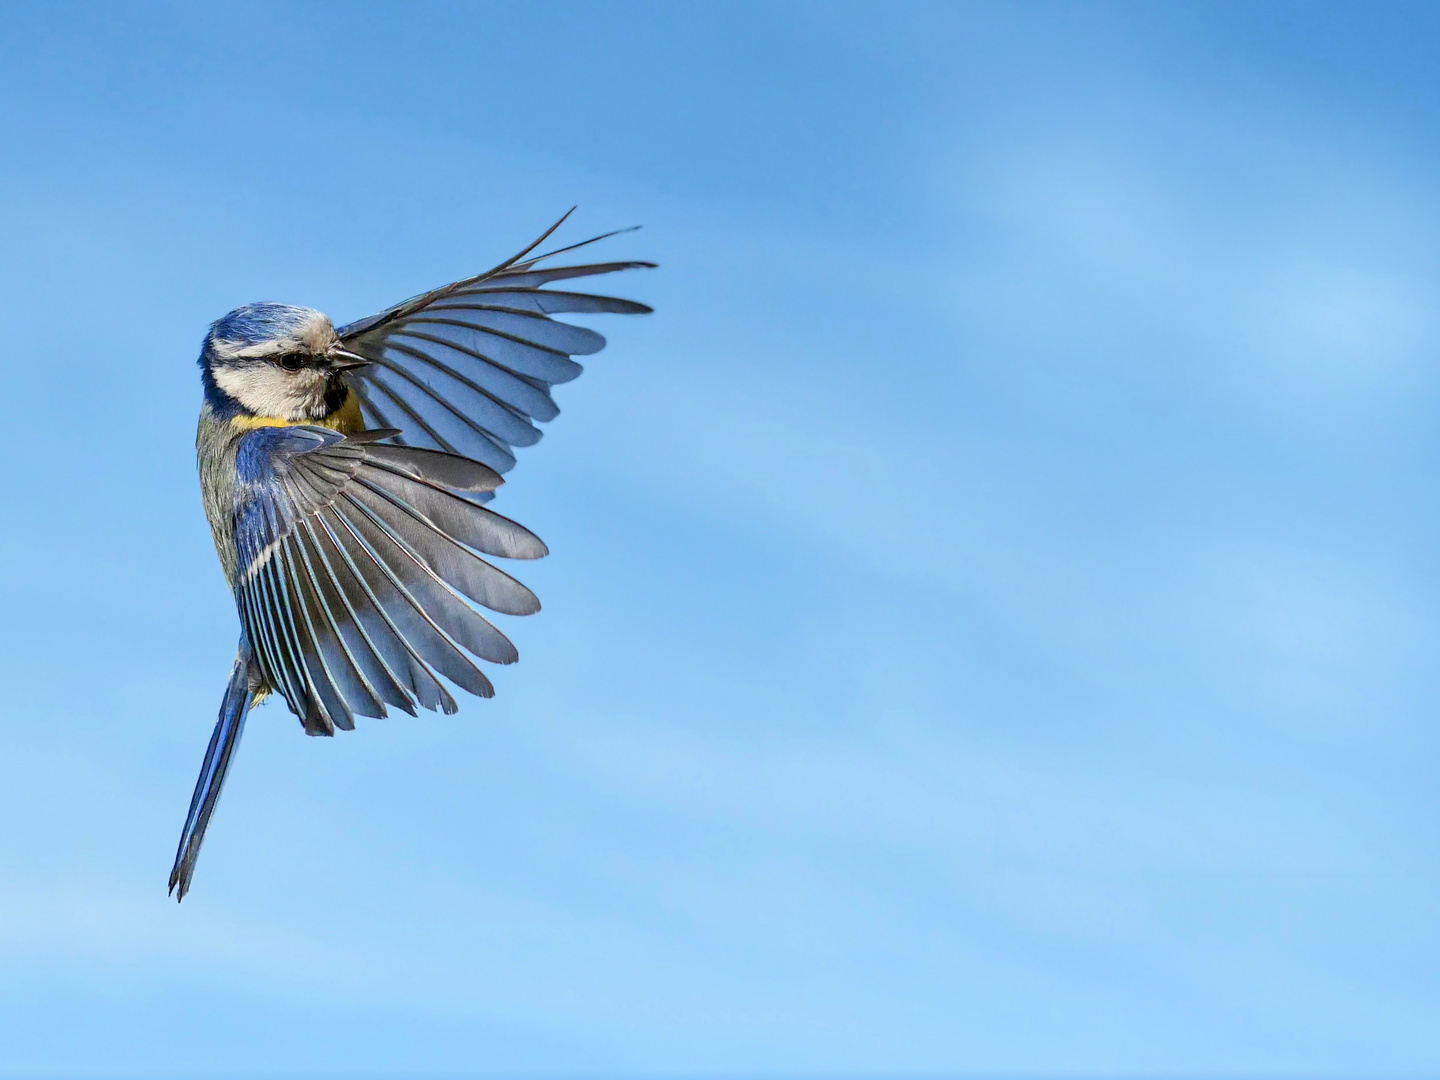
<box><xmin>209</xmin><ymin>382</ymin><xmax>366</xmax><ymax>435</ymax></box>
<box><xmin>231</xmin><ymin>391</ymin><xmax>365</xmax><ymax>435</ymax></box>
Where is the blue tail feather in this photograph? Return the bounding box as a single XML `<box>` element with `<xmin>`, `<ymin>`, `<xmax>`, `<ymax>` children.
<box><xmin>169</xmin><ymin>653</ymin><xmax>254</xmax><ymax>901</ymax></box>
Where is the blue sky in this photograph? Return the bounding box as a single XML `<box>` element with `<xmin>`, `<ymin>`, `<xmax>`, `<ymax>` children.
<box><xmin>0</xmin><ymin>1</ymin><xmax>1438</xmax><ymax>1073</ymax></box>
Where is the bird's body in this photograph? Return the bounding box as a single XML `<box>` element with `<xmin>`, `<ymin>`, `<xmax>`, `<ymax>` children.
<box><xmin>171</xmin><ymin>220</ymin><xmax>652</xmax><ymax>899</ymax></box>
<box><xmin>196</xmin><ymin>323</ymin><xmax>368</xmax><ymax>589</ymax></box>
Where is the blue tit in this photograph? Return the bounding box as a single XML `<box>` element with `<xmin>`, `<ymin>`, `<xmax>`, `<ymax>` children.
<box><xmin>172</xmin><ymin>217</ymin><xmax>653</xmax><ymax>899</ymax></box>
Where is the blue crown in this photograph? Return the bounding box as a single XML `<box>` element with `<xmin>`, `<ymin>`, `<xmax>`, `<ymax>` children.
<box><xmin>203</xmin><ymin>302</ymin><xmax>317</xmax><ymax>356</ymax></box>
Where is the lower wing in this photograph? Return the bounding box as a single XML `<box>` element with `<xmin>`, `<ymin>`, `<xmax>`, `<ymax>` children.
<box><xmin>232</xmin><ymin>426</ymin><xmax>547</xmax><ymax>735</ymax></box>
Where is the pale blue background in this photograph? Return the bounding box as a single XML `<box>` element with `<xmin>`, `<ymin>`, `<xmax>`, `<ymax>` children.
<box><xmin>0</xmin><ymin>1</ymin><xmax>1437</xmax><ymax>1074</ymax></box>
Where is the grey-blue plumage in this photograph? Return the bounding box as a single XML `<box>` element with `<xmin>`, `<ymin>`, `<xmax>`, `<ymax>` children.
<box><xmin>170</xmin><ymin>218</ymin><xmax>652</xmax><ymax>899</ymax></box>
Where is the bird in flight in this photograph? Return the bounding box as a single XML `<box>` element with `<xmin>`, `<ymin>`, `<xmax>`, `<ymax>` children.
<box><xmin>172</xmin><ymin>215</ymin><xmax>653</xmax><ymax>899</ymax></box>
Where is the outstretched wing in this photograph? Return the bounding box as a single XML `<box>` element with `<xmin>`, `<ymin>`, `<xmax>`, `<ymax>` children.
<box><xmin>232</xmin><ymin>425</ymin><xmax>547</xmax><ymax>735</ymax></box>
<box><xmin>338</xmin><ymin>214</ymin><xmax>655</xmax><ymax>479</ymax></box>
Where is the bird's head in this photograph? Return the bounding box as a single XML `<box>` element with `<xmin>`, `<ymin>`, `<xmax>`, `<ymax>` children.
<box><xmin>199</xmin><ymin>302</ymin><xmax>369</xmax><ymax>421</ymax></box>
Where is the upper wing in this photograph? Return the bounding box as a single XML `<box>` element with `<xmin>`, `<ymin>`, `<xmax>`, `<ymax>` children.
<box><xmin>232</xmin><ymin>424</ymin><xmax>547</xmax><ymax>735</ymax></box>
<box><xmin>338</xmin><ymin>215</ymin><xmax>654</xmax><ymax>479</ymax></box>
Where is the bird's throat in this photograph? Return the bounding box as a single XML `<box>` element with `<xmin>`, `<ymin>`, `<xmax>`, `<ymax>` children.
<box><xmin>230</xmin><ymin>388</ymin><xmax>366</xmax><ymax>435</ymax></box>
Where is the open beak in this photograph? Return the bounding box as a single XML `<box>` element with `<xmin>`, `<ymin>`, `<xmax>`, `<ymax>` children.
<box><xmin>328</xmin><ymin>347</ymin><xmax>373</xmax><ymax>372</ymax></box>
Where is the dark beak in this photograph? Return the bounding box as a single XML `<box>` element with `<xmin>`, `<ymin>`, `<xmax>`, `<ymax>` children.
<box><xmin>328</xmin><ymin>347</ymin><xmax>373</xmax><ymax>371</ymax></box>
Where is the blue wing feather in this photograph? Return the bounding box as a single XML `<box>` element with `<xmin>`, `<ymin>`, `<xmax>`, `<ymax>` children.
<box><xmin>227</xmin><ymin>426</ymin><xmax>541</xmax><ymax>733</ymax></box>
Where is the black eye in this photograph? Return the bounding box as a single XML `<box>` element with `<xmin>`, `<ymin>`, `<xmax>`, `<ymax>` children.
<box><xmin>277</xmin><ymin>353</ymin><xmax>305</xmax><ymax>372</ymax></box>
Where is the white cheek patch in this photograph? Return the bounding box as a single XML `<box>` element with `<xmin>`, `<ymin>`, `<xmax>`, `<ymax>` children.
<box><xmin>213</xmin><ymin>363</ymin><xmax>327</xmax><ymax>421</ymax></box>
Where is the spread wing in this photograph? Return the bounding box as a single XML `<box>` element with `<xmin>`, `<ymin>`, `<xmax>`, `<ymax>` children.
<box><xmin>232</xmin><ymin>425</ymin><xmax>548</xmax><ymax>735</ymax></box>
<box><xmin>338</xmin><ymin>214</ymin><xmax>654</xmax><ymax>479</ymax></box>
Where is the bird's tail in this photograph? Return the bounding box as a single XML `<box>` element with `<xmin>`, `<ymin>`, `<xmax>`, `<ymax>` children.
<box><xmin>169</xmin><ymin>655</ymin><xmax>254</xmax><ymax>901</ymax></box>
